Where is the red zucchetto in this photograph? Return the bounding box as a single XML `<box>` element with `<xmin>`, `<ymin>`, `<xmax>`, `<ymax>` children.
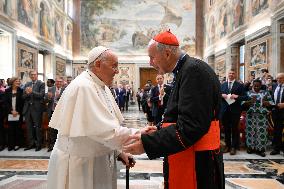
<box><xmin>153</xmin><ymin>30</ymin><xmax>179</xmax><ymax>46</ymax></box>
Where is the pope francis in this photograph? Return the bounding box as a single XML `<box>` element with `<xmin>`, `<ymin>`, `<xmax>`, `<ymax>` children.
<box><xmin>47</xmin><ymin>46</ymin><xmax>152</xmax><ymax>189</ymax></box>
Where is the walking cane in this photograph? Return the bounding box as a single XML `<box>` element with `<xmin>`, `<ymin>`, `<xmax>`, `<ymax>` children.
<box><xmin>126</xmin><ymin>157</ymin><xmax>135</xmax><ymax>189</ymax></box>
<box><xmin>118</xmin><ymin>156</ymin><xmax>135</xmax><ymax>189</ymax></box>
<box><xmin>126</xmin><ymin>168</ymin><xmax>129</xmax><ymax>189</ymax></box>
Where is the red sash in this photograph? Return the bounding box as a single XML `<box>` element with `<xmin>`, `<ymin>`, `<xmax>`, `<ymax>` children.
<box><xmin>162</xmin><ymin>120</ymin><xmax>220</xmax><ymax>189</ymax></box>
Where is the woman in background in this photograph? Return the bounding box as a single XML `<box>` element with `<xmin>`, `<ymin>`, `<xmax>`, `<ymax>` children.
<box><xmin>242</xmin><ymin>80</ymin><xmax>273</xmax><ymax>157</ymax></box>
<box><xmin>5</xmin><ymin>77</ymin><xmax>24</xmax><ymax>151</ymax></box>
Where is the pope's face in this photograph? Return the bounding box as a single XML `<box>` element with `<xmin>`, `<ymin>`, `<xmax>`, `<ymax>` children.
<box><xmin>100</xmin><ymin>54</ymin><xmax>119</xmax><ymax>86</ymax></box>
<box><xmin>148</xmin><ymin>43</ymin><xmax>168</xmax><ymax>74</ymax></box>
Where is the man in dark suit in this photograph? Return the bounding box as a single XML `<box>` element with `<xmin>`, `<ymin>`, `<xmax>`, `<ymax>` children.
<box><xmin>124</xmin><ymin>85</ymin><xmax>132</xmax><ymax>111</ymax></box>
<box><xmin>221</xmin><ymin>70</ymin><xmax>246</xmax><ymax>155</ymax></box>
<box><xmin>23</xmin><ymin>71</ymin><xmax>45</xmax><ymax>151</ymax></box>
<box><xmin>0</xmin><ymin>89</ymin><xmax>6</xmax><ymax>151</ymax></box>
<box><xmin>45</xmin><ymin>77</ymin><xmax>65</xmax><ymax>152</ymax></box>
<box><xmin>150</xmin><ymin>74</ymin><xmax>171</xmax><ymax>125</ymax></box>
<box><xmin>124</xmin><ymin>31</ymin><xmax>224</xmax><ymax>189</ymax></box>
<box><xmin>270</xmin><ymin>73</ymin><xmax>284</xmax><ymax>155</ymax></box>
<box><xmin>115</xmin><ymin>84</ymin><xmax>125</xmax><ymax>111</ymax></box>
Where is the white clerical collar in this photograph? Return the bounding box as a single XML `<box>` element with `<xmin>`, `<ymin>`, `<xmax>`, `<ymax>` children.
<box><xmin>86</xmin><ymin>70</ymin><xmax>105</xmax><ymax>87</ymax></box>
<box><xmin>171</xmin><ymin>54</ymin><xmax>186</xmax><ymax>72</ymax></box>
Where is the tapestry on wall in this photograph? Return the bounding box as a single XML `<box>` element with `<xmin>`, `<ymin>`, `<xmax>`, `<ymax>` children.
<box><xmin>17</xmin><ymin>44</ymin><xmax>37</xmax><ymax>84</ymax></box>
<box><xmin>250</xmin><ymin>41</ymin><xmax>267</xmax><ymax>66</ymax></box>
<box><xmin>18</xmin><ymin>49</ymin><xmax>35</xmax><ymax>69</ymax></box>
<box><xmin>56</xmin><ymin>58</ymin><xmax>66</xmax><ymax>77</ymax></box>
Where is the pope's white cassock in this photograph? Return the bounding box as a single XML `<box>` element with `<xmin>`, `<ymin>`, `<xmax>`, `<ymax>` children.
<box><xmin>47</xmin><ymin>70</ymin><xmax>139</xmax><ymax>189</ymax></box>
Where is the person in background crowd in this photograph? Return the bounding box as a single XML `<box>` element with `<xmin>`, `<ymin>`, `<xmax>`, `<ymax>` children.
<box><xmin>266</xmin><ymin>76</ymin><xmax>273</xmax><ymax>95</ymax></box>
<box><xmin>0</xmin><ymin>79</ymin><xmax>5</xmax><ymax>92</ymax></box>
<box><xmin>221</xmin><ymin>69</ymin><xmax>246</xmax><ymax>155</ymax></box>
<box><xmin>110</xmin><ymin>84</ymin><xmax>118</xmax><ymax>103</ymax></box>
<box><xmin>259</xmin><ymin>69</ymin><xmax>269</xmax><ymax>84</ymax></box>
<box><xmin>242</xmin><ymin>80</ymin><xmax>273</xmax><ymax>157</ymax></box>
<box><xmin>0</xmin><ymin>86</ymin><xmax>6</xmax><ymax>151</ymax></box>
<box><xmin>244</xmin><ymin>80</ymin><xmax>252</xmax><ymax>92</ymax></box>
<box><xmin>6</xmin><ymin>78</ymin><xmax>11</xmax><ymax>88</ymax></box>
<box><xmin>5</xmin><ymin>77</ymin><xmax>24</xmax><ymax>151</ymax></box>
<box><xmin>45</xmin><ymin>77</ymin><xmax>65</xmax><ymax>152</ymax></box>
<box><xmin>66</xmin><ymin>76</ymin><xmax>73</xmax><ymax>86</ymax></box>
<box><xmin>47</xmin><ymin>79</ymin><xmax>55</xmax><ymax>88</ymax></box>
<box><xmin>142</xmin><ymin>83</ymin><xmax>154</xmax><ymax>126</ymax></box>
<box><xmin>116</xmin><ymin>84</ymin><xmax>126</xmax><ymax>111</ymax></box>
<box><xmin>149</xmin><ymin>74</ymin><xmax>171</xmax><ymax>125</ymax></box>
<box><xmin>124</xmin><ymin>85</ymin><xmax>132</xmax><ymax>111</ymax></box>
<box><xmin>136</xmin><ymin>88</ymin><xmax>142</xmax><ymax>111</ymax></box>
<box><xmin>270</xmin><ymin>73</ymin><xmax>284</xmax><ymax>155</ymax></box>
<box><xmin>23</xmin><ymin>71</ymin><xmax>45</xmax><ymax>151</ymax></box>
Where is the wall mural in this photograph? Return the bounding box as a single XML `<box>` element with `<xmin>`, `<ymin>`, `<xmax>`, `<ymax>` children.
<box><xmin>217</xmin><ymin>3</ymin><xmax>230</xmax><ymax>39</ymax></box>
<box><xmin>205</xmin><ymin>0</ymin><xmax>274</xmax><ymax>48</ymax></box>
<box><xmin>17</xmin><ymin>0</ymin><xmax>34</xmax><ymax>28</ymax></box>
<box><xmin>55</xmin><ymin>0</ymin><xmax>64</xmax><ymax>10</ymax></box>
<box><xmin>233</xmin><ymin>0</ymin><xmax>244</xmax><ymax>29</ymax></box>
<box><xmin>0</xmin><ymin>0</ymin><xmax>13</xmax><ymax>16</ymax></box>
<box><xmin>66</xmin><ymin>23</ymin><xmax>72</xmax><ymax>51</ymax></box>
<box><xmin>252</xmin><ymin>0</ymin><xmax>268</xmax><ymax>16</ymax></box>
<box><xmin>55</xmin><ymin>12</ymin><xmax>63</xmax><ymax>45</ymax></box>
<box><xmin>39</xmin><ymin>1</ymin><xmax>52</xmax><ymax>40</ymax></box>
<box><xmin>80</xmin><ymin>0</ymin><xmax>196</xmax><ymax>56</ymax></box>
<box><xmin>206</xmin><ymin>15</ymin><xmax>216</xmax><ymax>46</ymax></box>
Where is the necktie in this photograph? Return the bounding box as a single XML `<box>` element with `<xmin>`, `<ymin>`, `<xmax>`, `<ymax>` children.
<box><xmin>31</xmin><ymin>82</ymin><xmax>35</xmax><ymax>88</ymax></box>
<box><xmin>159</xmin><ymin>85</ymin><xmax>163</xmax><ymax>106</ymax></box>
<box><xmin>276</xmin><ymin>85</ymin><xmax>282</xmax><ymax>104</ymax></box>
<box><xmin>56</xmin><ymin>88</ymin><xmax>60</xmax><ymax>98</ymax></box>
<box><xmin>228</xmin><ymin>82</ymin><xmax>232</xmax><ymax>92</ymax></box>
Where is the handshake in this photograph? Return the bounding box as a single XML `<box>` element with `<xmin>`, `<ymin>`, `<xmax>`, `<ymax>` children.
<box><xmin>117</xmin><ymin>125</ymin><xmax>157</xmax><ymax>169</ymax></box>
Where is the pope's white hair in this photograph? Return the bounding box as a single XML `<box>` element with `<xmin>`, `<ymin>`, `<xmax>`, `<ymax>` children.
<box><xmin>148</xmin><ymin>39</ymin><xmax>179</xmax><ymax>53</ymax></box>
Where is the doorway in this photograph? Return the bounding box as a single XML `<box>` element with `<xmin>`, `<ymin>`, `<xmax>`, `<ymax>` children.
<box><xmin>139</xmin><ymin>68</ymin><xmax>158</xmax><ymax>88</ymax></box>
<box><xmin>280</xmin><ymin>36</ymin><xmax>284</xmax><ymax>72</ymax></box>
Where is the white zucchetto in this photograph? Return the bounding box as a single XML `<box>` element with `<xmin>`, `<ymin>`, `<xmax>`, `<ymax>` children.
<box><xmin>88</xmin><ymin>46</ymin><xmax>110</xmax><ymax>64</ymax></box>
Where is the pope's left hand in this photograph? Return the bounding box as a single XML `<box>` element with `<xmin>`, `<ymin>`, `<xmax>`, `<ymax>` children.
<box><xmin>123</xmin><ymin>134</ymin><xmax>145</xmax><ymax>155</ymax></box>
